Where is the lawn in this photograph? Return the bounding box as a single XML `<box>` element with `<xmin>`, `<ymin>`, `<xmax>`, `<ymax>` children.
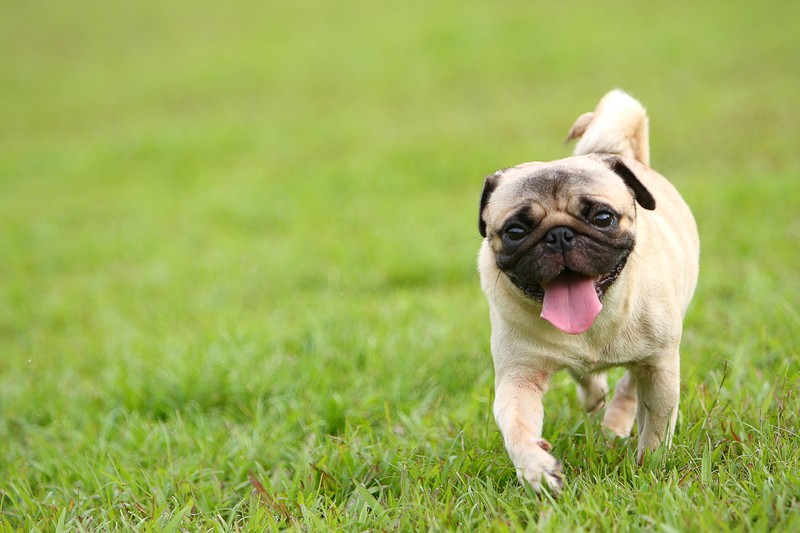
<box><xmin>1</xmin><ymin>1</ymin><xmax>799</xmax><ymax>530</ymax></box>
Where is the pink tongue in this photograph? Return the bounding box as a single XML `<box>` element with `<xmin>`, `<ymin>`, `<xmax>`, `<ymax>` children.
<box><xmin>540</xmin><ymin>272</ymin><xmax>602</xmax><ymax>335</ymax></box>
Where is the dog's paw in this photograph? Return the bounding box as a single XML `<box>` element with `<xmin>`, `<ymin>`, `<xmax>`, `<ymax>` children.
<box><xmin>578</xmin><ymin>388</ymin><xmax>606</xmax><ymax>413</ymax></box>
<box><xmin>514</xmin><ymin>439</ymin><xmax>564</xmax><ymax>494</ymax></box>
<box><xmin>575</xmin><ymin>374</ymin><xmax>608</xmax><ymax>414</ymax></box>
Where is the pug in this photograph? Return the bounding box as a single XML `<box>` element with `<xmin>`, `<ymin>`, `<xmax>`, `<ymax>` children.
<box><xmin>478</xmin><ymin>90</ymin><xmax>699</xmax><ymax>493</ymax></box>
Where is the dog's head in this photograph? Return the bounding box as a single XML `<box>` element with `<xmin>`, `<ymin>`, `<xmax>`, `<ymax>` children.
<box><xmin>479</xmin><ymin>154</ymin><xmax>655</xmax><ymax>334</ymax></box>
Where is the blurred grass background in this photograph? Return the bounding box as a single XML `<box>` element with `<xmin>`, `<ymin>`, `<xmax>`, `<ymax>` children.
<box><xmin>1</xmin><ymin>0</ymin><xmax>798</xmax><ymax>530</ymax></box>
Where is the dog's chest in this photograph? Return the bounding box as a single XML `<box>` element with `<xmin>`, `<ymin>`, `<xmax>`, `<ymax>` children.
<box><xmin>533</xmin><ymin>330</ymin><xmax>646</xmax><ymax>374</ymax></box>
<box><xmin>549</xmin><ymin>343</ymin><xmax>610</xmax><ymax>373</ymax></box>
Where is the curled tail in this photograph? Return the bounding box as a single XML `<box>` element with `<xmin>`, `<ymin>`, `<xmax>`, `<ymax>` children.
<box><xmin>566</xmin><ymin>89</ymin><xmax>650</xmax><ymax>166</ymax></box>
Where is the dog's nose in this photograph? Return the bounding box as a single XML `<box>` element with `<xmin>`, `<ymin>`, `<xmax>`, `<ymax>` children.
<box><xmin>545</xmin><ymin>227</ymin><xmax>575</xmax><ymax>252</ymax></box>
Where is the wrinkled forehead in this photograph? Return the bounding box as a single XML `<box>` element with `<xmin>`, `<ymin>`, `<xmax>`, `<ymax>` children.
<box><xmin>492</xmin><ymin>158</ymin><xmax>632</xmax><ymax>208</ymax></box>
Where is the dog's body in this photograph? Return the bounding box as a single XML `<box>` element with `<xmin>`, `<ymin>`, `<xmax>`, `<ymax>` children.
<box><xmin>478</xmin><ymin>90</ymin><xmax>699</xmax><ymax>492</ymax></box>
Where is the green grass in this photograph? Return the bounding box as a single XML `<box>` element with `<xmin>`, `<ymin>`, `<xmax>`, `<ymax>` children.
<box><xmin>1</xmin><ymin>0</ymin><xmax>799</xmax><ymax>530</ymax></box>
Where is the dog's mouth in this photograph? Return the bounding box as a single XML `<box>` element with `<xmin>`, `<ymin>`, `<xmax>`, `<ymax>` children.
<box><xmin>509</xmin><ymin>255</ymin><xmax>629</xmax><ymax>335</ymax></box>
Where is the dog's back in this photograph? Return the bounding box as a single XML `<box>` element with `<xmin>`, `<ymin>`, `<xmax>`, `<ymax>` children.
<box><xmin>569</xmin><ymin>89</ymin><xmax>699</xmax><ymax>313</ymax></box>
<box><xmin>567</xmin><ymin>89</ymin><xmax>650</xmax><ymax>166</ymax></box>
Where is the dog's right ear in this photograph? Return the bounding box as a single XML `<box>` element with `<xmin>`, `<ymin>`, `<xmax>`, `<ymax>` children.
<box><xmin>479</xmin><ymin>171</ymin><xmax>502</xmax><ymax>238</ymax></box>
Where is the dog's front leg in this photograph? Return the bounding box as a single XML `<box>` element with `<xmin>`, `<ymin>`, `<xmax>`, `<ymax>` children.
<box><xmin>494</xmin><ymin>368</ymin><xmax>564</xmax><ymax>492</ymax></box>
<box><xmin>632</xmin><ymin>355</ymin><xmax>680</xmax><ymax>463</ymax></box>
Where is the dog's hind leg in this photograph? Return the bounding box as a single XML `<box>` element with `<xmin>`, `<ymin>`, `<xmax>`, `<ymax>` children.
<box><xmin>603</xmin><ymin>370</ymin><xmax>638</xmax><ymax>437</ymax></box>
<box><xmin>570</xmin><ymin>371</ymin><xmax>608</xmax><ymax>413</ymax></box>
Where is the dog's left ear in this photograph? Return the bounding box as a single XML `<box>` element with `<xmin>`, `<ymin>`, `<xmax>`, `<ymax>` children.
<box><xmin>479</xmin><ymin>171</ymin><xmax>503</xmax><ymax>237</ymax></box>
<box><xmin>600</xmin><ymin>155</ymin><xmax>656</xmax><ymax>210</ymax></box>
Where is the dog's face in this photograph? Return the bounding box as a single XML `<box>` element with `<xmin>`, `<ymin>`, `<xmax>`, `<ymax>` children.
<box><xmin>479</xmin><ymin>155</ymin><xmax>655</xmax><ymax>334</ymax></box>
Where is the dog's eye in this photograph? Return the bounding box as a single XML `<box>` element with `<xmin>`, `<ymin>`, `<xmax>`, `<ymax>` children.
<box><xmin>592</xmin><ymin>211</ymin><xmax>615</xmax><ymax>228</ymax></box>
<box><xmin>503</xmin><ymin>224</ymin><xmax>528</xmax><ymax>241</ymax></box>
